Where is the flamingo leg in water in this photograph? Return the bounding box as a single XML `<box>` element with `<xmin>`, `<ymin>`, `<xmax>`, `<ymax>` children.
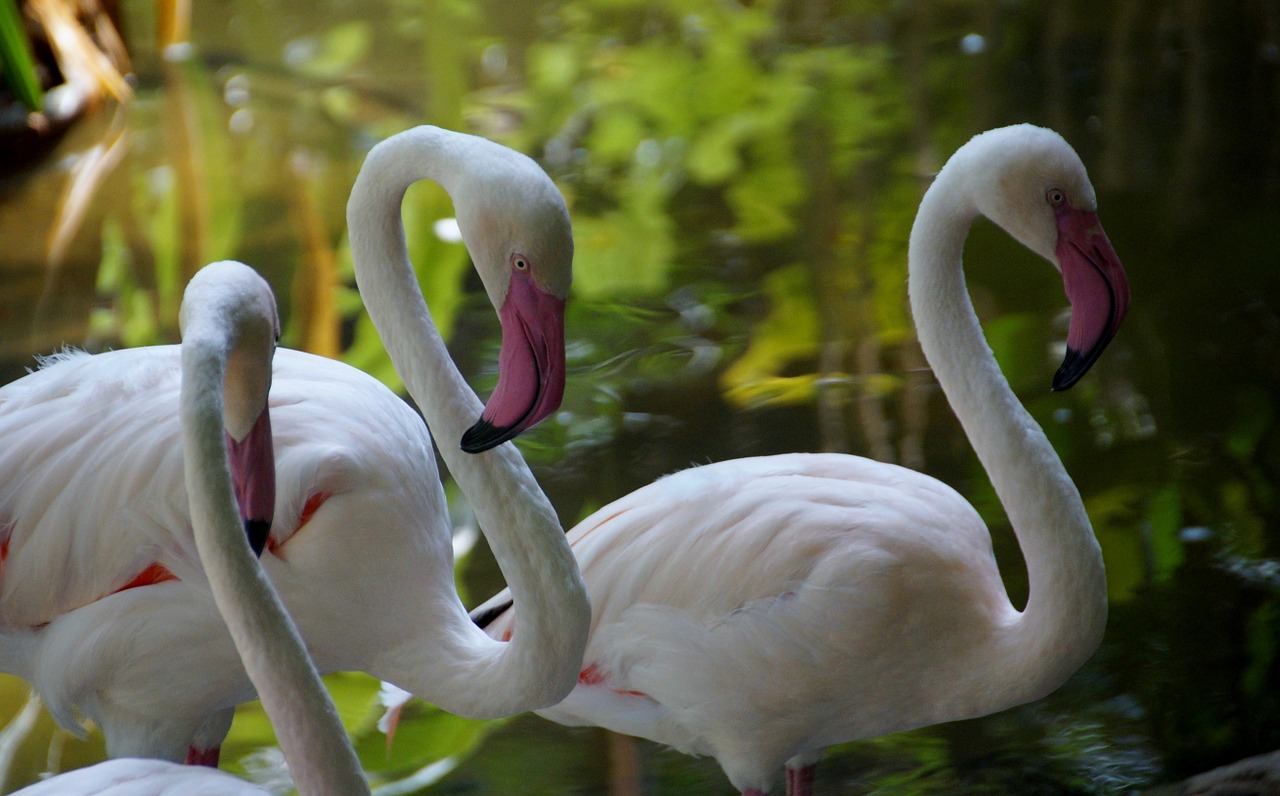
<box><xmin>786</xmin><ymin>763</ymin><xmax>816</xmax><ymax>796</ymax></box>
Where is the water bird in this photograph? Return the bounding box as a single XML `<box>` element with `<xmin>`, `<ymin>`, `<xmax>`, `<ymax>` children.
<box><xmin>453</xmin><ymin>125</ymin><xmax>1128</xmax><ymax>795</ymax></box>
<box><xmin>0</xmin><ymin>126</ymin><xmax>589</xmax><ymax>764</ymax></box>
<box><xmin>14</xmin><ymin>261</ymin><xmax>368</xmax><ymax>794</ymax></box>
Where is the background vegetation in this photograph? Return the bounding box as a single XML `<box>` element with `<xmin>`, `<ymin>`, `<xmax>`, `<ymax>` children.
<box><xmin>0</xmin><ymin>0</ymin><xmax>1277</xmax><ymax>793</ymax></box>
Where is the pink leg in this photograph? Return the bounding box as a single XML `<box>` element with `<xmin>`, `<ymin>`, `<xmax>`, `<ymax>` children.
<box><xmin>786</xmin><ymin>763</ymin><xmax>816</xmax><ymax>796</ymax></box>
<box><xmin>186</xmin><ymin>745</ymin><xmax>221</xmax><ymax>767</ymax></box>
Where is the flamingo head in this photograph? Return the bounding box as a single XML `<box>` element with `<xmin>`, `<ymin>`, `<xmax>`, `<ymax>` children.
<box><xmin>965</xmin><ymin>125</ymin><xmax>1130</xmax><ymax>390</ymax></box>
<box><xmin>181</xmin><ymin>260</ymin><xmax>280</xmax><ymax>555</ymax></box>
<box><xmin>451</xmin><ymin>152</ymin><xmax>573</xmax><ymax>454</ymax></box>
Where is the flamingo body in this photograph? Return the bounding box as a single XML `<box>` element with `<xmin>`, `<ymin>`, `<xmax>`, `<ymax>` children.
<box><xmin>461</xmin><ymin>125</ymin><xmax>1128</xmax><ymax>796</ymax></box>
<box><xmin>0</xmin><ymin>345</ymin><xmax>444</xmax><ymax>759</ymax></box>
<box><xmin>13</xmin><ymin>260</ymin><xmax>367</xmax><ymax>794</ymax></box>
<box><xmin>0</xmin><ymin>125</ymin><xmax>590</xmax><ymax>765</ymax></box>
<box><xmin>478</xmin><ymin>454</ymin><xmax>1010</xmax><ymax>787</ymax></box>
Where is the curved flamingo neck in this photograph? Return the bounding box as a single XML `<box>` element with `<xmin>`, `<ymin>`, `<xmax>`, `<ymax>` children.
<box><xmin>180</xmin><ymin>310</ymin><xmax>368</xmax><ymax>795</ymax></box>
<box><xmin>346</xmin><ymin>127</ymin><xmax>589</xmax><ymax>717</ymax></box>
<box><xmin>907</xmin><ymin>162</ymin><xmax>1107</xmax><ymax>706</ymax></box>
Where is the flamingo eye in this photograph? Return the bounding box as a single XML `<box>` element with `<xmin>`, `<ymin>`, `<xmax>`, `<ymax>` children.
<box><xmin>511</xmin><ymin>254</ymin><xmax>530</xmax><ymax>272</ymax></box>
<box><xmin>1046</xmin><ymin>188</ymin><xmax>1066</xmax><ymax>206</ymax></box>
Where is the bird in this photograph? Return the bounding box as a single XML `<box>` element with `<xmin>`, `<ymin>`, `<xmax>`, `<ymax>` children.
<box><xmin>448</xmin><ymin>124</ymin><xmax>1130</xmax><ymax>796</ymax></box>
<box><xmin>12</xmin><ymin>758</ymin><xmax>272</xmax><ymax>796</ymax></box>
<box><xmin>0</xmin><ymin>125</ymin><xmax>589</xmax><ymax>765</ymax></box>
<box><xmin>13</xmin><ymin>261</ymin><xmax>368</xmax><ymax>794</ymax></box>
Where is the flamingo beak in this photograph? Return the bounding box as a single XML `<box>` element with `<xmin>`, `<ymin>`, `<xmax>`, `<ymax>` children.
<box><xmin>461</xmin><ymin>272</ymin><xmax>566</xmax><ymax>453</ymax></box>
<box><xmin>226</xmin><ymin>407</ymin><xmax>275</xmax><ymax>555</ymax></box>
<box><xmin>1051</xmin><ymin>206</ymin><xmax>1130</xmax><ymax>391</ymax></box>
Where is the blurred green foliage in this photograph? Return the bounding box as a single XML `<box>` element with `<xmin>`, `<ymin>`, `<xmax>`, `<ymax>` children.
<box><xmin>2</xmin><ymin>0</ymin><xmax>1278</xmax><ymax>793</ymax></box>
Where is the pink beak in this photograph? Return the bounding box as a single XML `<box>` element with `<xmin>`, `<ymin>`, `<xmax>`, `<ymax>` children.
<box><xmin>460</xmin><ymin>271</ymin><xmax>567</xmax><ymax>453</ymax></box>
<box><xmin>226</xmin><ymin>407</ymin><xmax>276</xmax><ymax>555</ymax></box>
<box><xmin>1052</xmin><ymin>205</ymin><xmax>1130</xmax><ymax>391</ymax></box>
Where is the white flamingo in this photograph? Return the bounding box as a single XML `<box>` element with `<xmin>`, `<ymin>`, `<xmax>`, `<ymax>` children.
<box><xmin>0</xmin><ymin>126</ymin><xmax>589</xmax><ymax>764</ymax></box>
<box><xmin>444</xmin><ymin>125</ymin><xmax>1130</xmax><ymax>795</ymax></box>
<box><xmin>14</xmin><ymin>261</ymin><xmax>368</xmax><ymax>794</ymax></box>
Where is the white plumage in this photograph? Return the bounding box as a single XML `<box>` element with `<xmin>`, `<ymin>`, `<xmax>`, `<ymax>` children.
<box><xmin>456</xmin><ymin>125</ymin><xmax>1130</xmax><ymax>795</ymax></box>
<box><xmin>14</xmin><ymin>260</ymin><xmax>366</xmax><ymax>794</ymax></box>
<box><xmin>0</xmin><ymin>125</ymin><xmax>591</xmax><ymax>765</ymax></box>
<box><xmin>13</xmin><ymin>757</ymin><xmax>271</xmax><ymax>795</ymax></box>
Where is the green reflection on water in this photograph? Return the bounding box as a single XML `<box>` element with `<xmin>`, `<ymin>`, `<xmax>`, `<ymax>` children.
<box><xmin>0</xmin><ymin>0</ymin><xmax>1277</xmax><ymax>793</ymax></box>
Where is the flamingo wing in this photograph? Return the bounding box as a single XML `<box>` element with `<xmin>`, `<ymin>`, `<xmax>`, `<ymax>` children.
<box><xmin>0</xmin><ymin>348</ymin><xmax>195</xmax><ymax>629</ymax></box>
<box><xmin>481</xmin><ymin>453</ymin><xmax>1008</xmax><ymax>780</ymax></box>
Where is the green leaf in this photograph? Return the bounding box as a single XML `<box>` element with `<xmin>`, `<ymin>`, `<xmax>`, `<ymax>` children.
<box><xmin>726</xmin><ymin>161</ymin><xmax>802</xmax><ymax>241</ymax></box>
<box><xmin>1225</xmin><ymin>389</ymin><xmax>1274</xmax><ymax>460</ymax></box>
<box><xmin>0</xmin><ymin>0</ymin><xmax>42</xmax><ymax>112</ymax></box>
<box><xmin>293</xmin><ymin>21</ymin><xmax>373</xmax><ymax>80</ymax></box>
<box><xmin>1085</xmin><ymin>484</ymin><xmax>1181</xmax><ymax>600</ymax></box>
<box><xmin>1243</xmin><ymin>600</ymin><xmax>1278</xmax><ymax>699</ymax></box>
<box><xmin>570</xmin><ymin>155</ymin><xmax>676</xmax><ymax>299</ymax></box>
<box><xmin>686</xmin><ymin>117</ymin><xmax>748</xmax><ymax>184</ymax></box>
<box><xmin>403</xmin><ymin>182</ymin><xmax>472</xmax><ymax>344</ymax></box>
<box><xmin>586</xmin><ymin>110</ymin><xmax>647</xmax><ymax>164</ymax></box>
<box><xmin>984</xmin><ymin>312</ymin><xmax>1049</xmax><ymax>396</ymax></box>
<box><xmin>1145</xmin><ymin>484</ymin><xmax>1184</xmax><ymax>581</ymax></box>
<box><xmin>353</xmin><ymin>698</ymin><xmax>495</xmax><ymax>777</ymax></box>
<box><xmin>339</xmin><ymin>179</ymin><xmax>472</xmax><ymax>392</ymax></box>
<box><xmin>720</xmin><ymin>263</ymin><xmax>820</xmax><ymax>407</ymax></box>
<box><xmin>528</xmin><ymin>41</ymin><xmax>579</xmax><ymax>94</ymax></box>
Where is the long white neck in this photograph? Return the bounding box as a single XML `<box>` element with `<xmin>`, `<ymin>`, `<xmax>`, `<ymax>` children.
<box><xmin>346</xmin><ymin>127</ymin><xmax>590</xmax><ymax>717</ymax></box>
<box><xmin>181</xmin><ymin>323</ymin><xmax>369</xmax><ymax>796</ymax></box>
<box><xmin>907</xmin><ymin>169</ymin><xmax>1107</xmax><ymax>706</ymax></box>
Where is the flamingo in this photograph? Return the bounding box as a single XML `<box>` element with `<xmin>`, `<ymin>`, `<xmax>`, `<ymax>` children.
<box><xmin>12</xmin><ymin>261</ymin><xmax>368</xmax><ymax>794</ymax></box>
<box><xmin>0</xmin><ymin>126</ymin><xmax>589</xmax><ymax>764</ymax></box>
<box><xmin>448</xmin><ymin>125</ymin><xmax>1129</xmax><ymax>795</ymax></box>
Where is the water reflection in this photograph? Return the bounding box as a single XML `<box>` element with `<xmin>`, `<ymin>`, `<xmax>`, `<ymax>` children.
<box><xmin>0</xmin><ymin>0</ymin><xmax>1277</xmax><ymax>793</ymax></box>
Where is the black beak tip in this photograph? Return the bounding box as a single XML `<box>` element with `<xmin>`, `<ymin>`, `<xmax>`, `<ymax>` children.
<box><xmin>244</xmin><ymin>519</ymin><xmax>271</xmax><ymax>557</ymax></box>
<box><xmin>1051</xmin><ymin>366</ymin><xmax>1079</xmax><ymax>392</ymax></box>
<box><xmin>460</xmin><ymin>418</ymin><xmax>518</xmax><ymax>454</ymax></box>
<box><xmin>1052</xmin><ymin>346</ymin><xmax>1096</xmax><ymax>392</ymax></box>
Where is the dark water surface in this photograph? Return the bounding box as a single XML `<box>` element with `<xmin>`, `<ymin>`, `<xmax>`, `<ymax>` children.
<box><xmin>0</xmin><ymin>1</ymin><xmax>1277</xmax><ymax>793</ymax></box>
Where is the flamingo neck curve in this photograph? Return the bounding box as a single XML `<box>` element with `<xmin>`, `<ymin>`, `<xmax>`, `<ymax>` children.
<box><xmin>346</xmin><ymin>126</ymin><xmax>590</xmax><ymax>717</ymax></box>
<box><xmin>906</xmin><ymin>158</ymin><xmax>1107</xmax><ymax>708</ymax></box>
<box><xmin>180</xmin><ymin>277</ymin><xmax>369</xmax><ymax>795</ymax></box>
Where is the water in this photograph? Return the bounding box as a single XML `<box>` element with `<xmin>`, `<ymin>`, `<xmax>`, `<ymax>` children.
<box><xmin>0</xmin><ymin>1</ymin><xmax>1277</xmax><ymax>793</ymax></box>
